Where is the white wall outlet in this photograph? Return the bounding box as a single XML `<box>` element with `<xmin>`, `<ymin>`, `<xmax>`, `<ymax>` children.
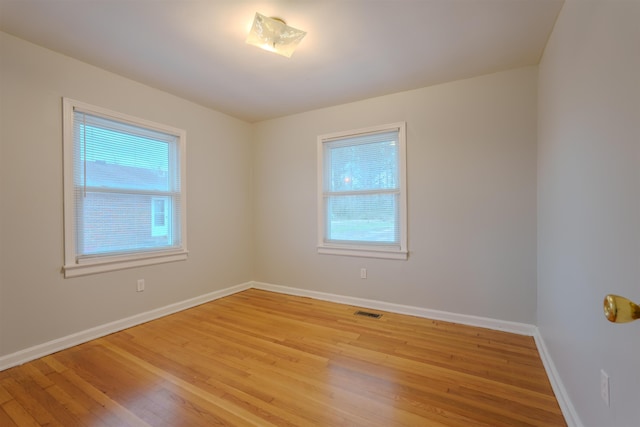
<box><xmin>137</xmin><ymin>279</ymin><xmax>145</xmax><ymax>292</ymax></box>
<box><xmin>360</xmin><ymin>268</ymin><xmax>367</xmax><ymax>279</ymax></box>
<box><xmin>600</xmin><ymin>369</ymin><xmax>610</xmax><ymax>406</ymax></box>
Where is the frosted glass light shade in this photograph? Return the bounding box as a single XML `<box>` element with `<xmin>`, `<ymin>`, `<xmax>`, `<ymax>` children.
<box><xmin>246</xmin><ymin>13</ymin><xmax>306</xmax><ymax>58</ymax></box>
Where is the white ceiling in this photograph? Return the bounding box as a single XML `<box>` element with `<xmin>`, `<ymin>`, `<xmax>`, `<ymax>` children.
<box><xmin>0</xmin><ymin>0</ymin><xmax>563</xmax><ymax>123</ymax></box>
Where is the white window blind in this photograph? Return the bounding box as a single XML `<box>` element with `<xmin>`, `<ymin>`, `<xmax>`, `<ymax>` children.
<box><xmin>318</xmin><ymin>123</ymin><xmax>407</xmax><ymax>259</ymax></box>
<box><xmin>63</xmin><ymin>99</ymin><xmax>187</xmax><ymax>277</ymax></box>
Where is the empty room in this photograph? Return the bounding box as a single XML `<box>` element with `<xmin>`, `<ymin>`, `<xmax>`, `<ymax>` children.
<box><xmin>0</xmin><ymin>1</ymin><xmax>638</xmax><ymax>426</ymax></box>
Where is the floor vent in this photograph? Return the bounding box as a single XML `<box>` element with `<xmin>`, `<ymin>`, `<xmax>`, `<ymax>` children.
<box><xmin>354</xmin><ymin>310</ymin><xmax>382</xmax><ymax>319</ymax></box>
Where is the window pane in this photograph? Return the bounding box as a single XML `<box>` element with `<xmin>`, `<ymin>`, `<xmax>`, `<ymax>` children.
<box><xmin>74</xmin><ymin>112</ymin><xmax>175</xmax><ymax>192</ymax></box>
<box><xmin>78</xmin><ymin>192</ymin><xmax>179</xmax><ymax>255</ymax></box>
<box><xmin>326</xmin><ymin>193</ymin><xmax>398</xmax><ymax>243</ymax></box>
<box><xmin>327</xmin><ymin>139</ymin><xmax>398</xmax><ymax>192</ymax></box>
<box><xmin>72</xmin><ymin>109</ymin><xmax>181</xmax><ymax>259</ymax></box>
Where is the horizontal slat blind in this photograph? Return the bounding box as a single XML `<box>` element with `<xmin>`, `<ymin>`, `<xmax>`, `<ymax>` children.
<box><xmin>73</xmin><ymin>109</ymin><xmax>182</xmax><ymax>258</ymax></box>
<box><xmin>322</xmin><ymin>129</ymin><xmax>400</xmax><ymax>245</ymax></box>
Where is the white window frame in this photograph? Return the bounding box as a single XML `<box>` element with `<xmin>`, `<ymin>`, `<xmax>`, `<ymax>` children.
<box><xmin>62</xmin><ymin>98</ymin><xmax>188</xmax><ymax>277</ymax></box>
<box><xmin>317</xmin><ymin>122</ymin><xmax>408</xmax><ymax>260</ymax></box>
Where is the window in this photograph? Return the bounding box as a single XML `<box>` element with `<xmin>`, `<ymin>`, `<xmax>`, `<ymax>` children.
<box><xmin>317</xmin><ymin>122</ymin><xmax>407</xmax><ymax>259</ymax></box>
<box><xmin>62</xmin><ymin>98</ymin><xmax>187</xmax><ymax>277</ymax></box>
<box><xmin>151</xmin><ymin>197</ymin><xmax>170</xmax><ymax>237</ymax></box>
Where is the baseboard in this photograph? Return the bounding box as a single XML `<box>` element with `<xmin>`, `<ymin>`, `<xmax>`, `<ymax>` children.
<box><xmin>533</xmin><ymin>329</ymin><xmax>584</xmax><ymax>427</ymax></box>
<box><xmin>0</xmin><ymin>281</ymin><xmax>252</xmax><ymax>371</ymax></box>
<box><xmin>251</xmin><ymin>281</ymin><xmax>537</xmax><ymax>336</ymax></box>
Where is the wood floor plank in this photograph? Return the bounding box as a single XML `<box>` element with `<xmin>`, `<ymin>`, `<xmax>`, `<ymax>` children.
<box><xmin>100</xmin><ymin>341</ymin><xmax>281</xmax><ymax>427</ymax></box>
<box><xmin>0</xmin><ymin>289</ymin><xmax>566</xmax><ymax>426</ymax></box>
<box><xmin>0</xmin><ymin>404</ymin><xmax>20</xmax><ymax>427</ymax></box>
<box><xmin>0</xmin><ymin>383</ymin><xmax>13</xmax><ymax>405</ymax></box>
<box><xmin>1</xmin><ymin>398</ymin><xmax>42</xmax><ymax>427</ymax></box>
<box><xmin>0</xmin><ymin>375</ymin><xmax>66</xmax><ymax>426</ymax></box>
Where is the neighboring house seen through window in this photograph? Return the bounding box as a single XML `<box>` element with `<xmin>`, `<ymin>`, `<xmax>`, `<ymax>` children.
<box><xmin>62</xmin><ymin>98</ymin><xmax>187</xmax><ymax>277</ymax></box>
<box><xmin>151</xmin><ymin>197</ymin><xmax>170</xmax><ymax>238</ymax></box>
<box><xmin>317</xmin><ymin>122</ymin><xmax>407</xmax><ymax>260</ymax></box>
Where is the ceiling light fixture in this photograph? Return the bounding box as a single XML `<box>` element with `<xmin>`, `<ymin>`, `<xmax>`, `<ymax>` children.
<box><xmin>245</xmin><ymin>13</ymin><xmax>306</xmax><ymax>58</ymax></box>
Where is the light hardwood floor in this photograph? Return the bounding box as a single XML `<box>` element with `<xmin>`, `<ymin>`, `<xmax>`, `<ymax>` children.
<box><xmin>0</xmin><ymin>289</ymin><xmax>566</xmax><ymax>426</ymax></box>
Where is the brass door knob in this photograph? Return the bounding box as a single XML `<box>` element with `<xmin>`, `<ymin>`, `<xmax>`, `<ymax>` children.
<box><xmin>604</xmin><ymin>295</ymin><xmax>640</xmax><ymax>323</ymax></box>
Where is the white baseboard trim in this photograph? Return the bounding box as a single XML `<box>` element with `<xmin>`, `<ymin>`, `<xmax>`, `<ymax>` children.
<box><xmin>0</xmin><ymin>282</ymin><xmax>252</xmax><ymax>371</ymax></box>
<box><xmin>533</xmin><ymin>329</ymin><xmax>584</xmax><ymax>427</ymax></box>
<box><xmin>251</xmin><ymin>281</ymin><xmax>537</xmax><ymax>336</ymax></box>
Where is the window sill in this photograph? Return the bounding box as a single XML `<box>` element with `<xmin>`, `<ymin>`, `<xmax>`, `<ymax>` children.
<box><xmin>63</xmin><ymin>250</ymin><xmax>188</xmax><ymax>278</ymax></box>
<box><xmin>317</xmin><ymin>246</ymin><xmax>408</xmax><ymax>260</ymax></box>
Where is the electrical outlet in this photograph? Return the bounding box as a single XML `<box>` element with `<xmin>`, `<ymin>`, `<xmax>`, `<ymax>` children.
<box><xmin>137</xmin><ymin>279</ymin><xmax>145</xmax><ymax>292</ymax></box>
<box><xmin>360</xmin><ymin>268</ymin><xmax>367</xmax><ymax>279</ymax></box>
<box><xmin>600</xmin><ymin>369</ymin><xmax>610</xmax><ymax>406</ymax></box>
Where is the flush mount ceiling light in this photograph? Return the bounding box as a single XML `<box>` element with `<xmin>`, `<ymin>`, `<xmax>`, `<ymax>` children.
<box><xmin>245</xmin><ymin>12</ymin><xmax>306</xmax><ymax>58</ymax></box>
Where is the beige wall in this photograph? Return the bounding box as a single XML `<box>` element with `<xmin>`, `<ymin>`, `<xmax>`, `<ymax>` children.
<box><xmin>0</xmin><ymin>32</ymin><xmax>254</xmax><ymax>356</ymax></box>
<box><xmin>253</xmin><ymin>67</ymin><xmax>538</xmax><ymax>324</ymax></box>
<box><xmin>1</xmin><ymin>31</ymin><xmax>539</xmax><ymax>360</ymax></box>
<box><xmin>537</xmin><ymin>1</ymin><xmax>640</xmax><ymax>426</ymax></box>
